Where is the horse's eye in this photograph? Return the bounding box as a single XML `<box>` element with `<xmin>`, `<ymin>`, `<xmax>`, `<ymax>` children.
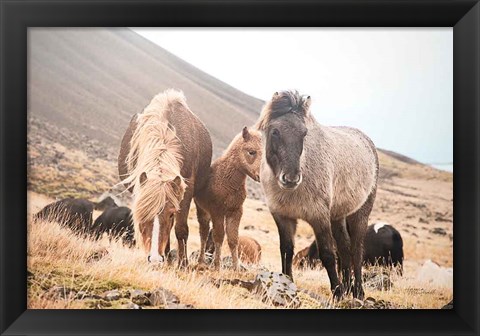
<box><xmin>272</xmin><ymin>129</ymin><xmax>280</xmax><ymax>137</ymax></box>
<box><xmin>248</xmin><ymin>150</ymin><xmax>257</xmax><ymax>156</ymax></box>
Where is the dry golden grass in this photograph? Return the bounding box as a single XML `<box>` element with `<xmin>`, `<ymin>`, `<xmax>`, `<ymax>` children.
<box><xmin>28</xmin><ymin>189</ymin><xmax>452</xmax><ymax>309</ymax></box>
<box><xmin>28</xmin><ymin>213</ymin><xmax>271</xmax><ymax>309</ymax></box>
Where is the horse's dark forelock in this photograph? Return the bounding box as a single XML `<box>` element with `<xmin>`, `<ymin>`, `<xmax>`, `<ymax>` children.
<box><xmin>269</xmin><ymin>90</ymin><xmax>308</xmax><ymax>121</ymax></box>
<box><xmin>256</xmin><ymin>90</ymin><xmax>311</xmax><ymax>131</ymax></box>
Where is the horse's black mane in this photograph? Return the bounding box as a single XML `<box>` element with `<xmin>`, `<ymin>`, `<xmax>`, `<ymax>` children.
<box><xmin>269</xmin><ymin>90</ymin><xmax>309</xmax><ymax>119</ymax></box>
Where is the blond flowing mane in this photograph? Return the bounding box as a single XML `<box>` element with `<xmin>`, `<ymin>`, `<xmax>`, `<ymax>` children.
<box><xmin>121</xmin><ymin>90</ymin><xmax>187</xmax><ymax>245</ymax></box>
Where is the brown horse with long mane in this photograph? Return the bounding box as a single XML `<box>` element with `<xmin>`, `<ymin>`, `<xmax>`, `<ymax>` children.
<box><xmin>256</xmin><ymin>90</ymin><xmax>378</xmax><ymax>300</ymax></box>
<box><xmin>194</xmin><ymin>127</ymin><xmax>262</xmax><ymax>270</ymax></box>
<box><xmin>118</xmin><ymin>89</ymin><xmax>212</xmax><ymax>266</ymax></box>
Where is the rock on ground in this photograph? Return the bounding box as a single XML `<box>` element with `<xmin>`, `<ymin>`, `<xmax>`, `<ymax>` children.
<box><xmin>337</xmin><ymin>297</ymin><xmax>397</xmax><ymax>309</ymax></box>
<box><xmin>252</xmin><ymin>271</ymin><xmax>300</xmax><ymax>307</ymax></box>
<box><xmin>103</xmin><ymin>289</ymin><xmax>121</xmax><ymax>301</ymax></box>
<box><xmin>221</xmin><ymin>256</ymin><xmax>247</xmax><ymax>270</ymax></box>
<box><xmin>148</xmin><ymin>288</ymin><xmax>180</xmax><ymax>306</ymax></box>
<box><xmin>416</xmin><ymin>260</ymin><xmax>453</xmax><ymax>288</ymax></box>
<box><xmin>123</xmin><ymin>302</ymin><xmax>141</xmax><ymax>309</ymax></box>
<box><xmin>43</xmin><ymin>286</ymin><xmax>76</xmax><ymax>300</ymax></box>
<box><xmin>211</xmin><ymin>271</ymin><xmax>300</xmax><ymax>307</ymax></box>
<box><xmin>130</xmin><ymin>289</ymin><xmax>150</xmax><ymax>305</ymax></box>
<box><xmin>363</xmin><ymin>269</ymin><xmax>394</xmax><ymax>291</ymax></box>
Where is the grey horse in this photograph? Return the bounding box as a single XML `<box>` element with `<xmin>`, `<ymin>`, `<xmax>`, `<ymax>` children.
<box><xmin>256</xmin><ymin>90</ymin><xmax>379</xmax><ymax>300</ymax></box>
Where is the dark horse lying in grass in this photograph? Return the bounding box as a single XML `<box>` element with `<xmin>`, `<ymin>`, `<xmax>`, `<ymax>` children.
<box><xmin>34</xmin><ymin>198</ymin><xmax>94</xmax><ymax>235</ymax></box>
<box><xmin>256</xmin><ymin>90</ymin><xmax>379</xmax><ymax>300</ymax></box>
<box><xmin>35</xmin><ymin>197</ymin><xmax>133</xmax><ymax>245</ymax></box>
<box><xmin>364</xmin><ymin>223</ymin><xmax>404</xmax><ymax>274</ymax></box>
<box><xmin>294</xmin><ymin>223</ymin><xmax>404</xmax><ymax>275</ymax></box>
<box><xmin>93</xmin><ymin>206</ymin><xmax>135</xmax><ymax>247</ymax></box>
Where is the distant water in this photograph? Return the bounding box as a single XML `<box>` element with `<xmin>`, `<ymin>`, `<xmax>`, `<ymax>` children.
<box><xmin>430</xmin><ymin>163</ymin><xmax>453</xmax><ymax>172</ymax></box>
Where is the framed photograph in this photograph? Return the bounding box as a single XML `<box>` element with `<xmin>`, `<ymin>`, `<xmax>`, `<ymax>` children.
<box><xmin>1</xmin><ymin>0</ymin><xmax>478</xmax><ymax>335</ymax></box>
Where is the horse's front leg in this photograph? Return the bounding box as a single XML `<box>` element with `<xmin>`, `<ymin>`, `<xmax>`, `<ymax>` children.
<box><xmin>194</xmin><ymin>199</ymin><xmax>211</xmax><ymax>265</ymax></box>
<box><xmin>175</xmin><ymin>189</ymin><xmax>193</xmax><ymax>268</ymax></box>
<box><xmin>211</xmin><ymin>213</ymin><xmax>225</xmax><ymax>270</ymax></box>
<box><xmin>332</xmin><ymin>218</ymin><xmax>353</xmax><ymax>294</ymax></box>
<box><xmin>165</xmin><ymin>236</ymin><xmax>172</xmax><ymax>264</ymax></box>
<box><xmin>272</xmin><ymin>213</ymin><xmax>297</xmax><ymax>279</ymax></box>
<box><xmin>225</xmin><ymin>208</ymin><xmax>242</xmax><ymax>270</ymax></box>
<box><xmin>310</xmin><ymin>213</ymin><xmax>343</xmax><ymax>300</ymax></box>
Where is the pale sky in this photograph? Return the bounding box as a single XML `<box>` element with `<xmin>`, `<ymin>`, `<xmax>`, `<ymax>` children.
<box><xmin>132</xmin><ymin>28</ymin><xmax>453</xmax><ymax>168</ymax></box>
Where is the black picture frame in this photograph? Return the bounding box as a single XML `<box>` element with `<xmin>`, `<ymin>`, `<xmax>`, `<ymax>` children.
<box><xmin>1</xmin><ymin>0</ymin><xmax>478</xmax><ymax>335</ymax></box>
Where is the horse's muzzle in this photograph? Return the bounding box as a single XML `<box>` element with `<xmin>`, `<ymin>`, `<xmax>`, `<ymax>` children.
<box><xmin>279</xmin><ymin>172</ymin><xmax>302</xmax><ymax>190</ymax></box>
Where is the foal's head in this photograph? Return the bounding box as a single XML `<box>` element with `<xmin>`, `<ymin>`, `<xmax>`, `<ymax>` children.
<box><xmin>134</xmin><ymin>172</ymin><xmax>185</xmax><ymax>263</ymax></box>
<box><xmin>257</xmin><ymin>90</ymin><xmax>311</xmax><ymax>190</ymax></box>
<box><xmin>233</xmin><ymin>127</ymin><xmax>262</xmax><ymax>182</ymax></box>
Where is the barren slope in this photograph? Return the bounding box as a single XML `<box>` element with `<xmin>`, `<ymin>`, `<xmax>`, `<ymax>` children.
<box><xmin>29</xmin><ymin>28</ymin><xmax>263</xmax><ymax>158</ymax></box>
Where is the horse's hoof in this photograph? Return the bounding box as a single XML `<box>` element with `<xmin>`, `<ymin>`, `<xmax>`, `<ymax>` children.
<box><xmin>353</xmin><ymin>289</ymin><xmax>365</xmax><ymax>301</ymax></box>
<box><xmin>332</xmin><ymin>285</ymin><xmax>345</xmax><ymax>301</ymax></box>
<box><xmin>343</xmin><ymin>283</ymin><xmax>353</xmax><ymax>295</ymax></box>
<box><xmin>177</xmin><ymin>259</ymin><xmax>189</xmax><ymax>270</ymax></box>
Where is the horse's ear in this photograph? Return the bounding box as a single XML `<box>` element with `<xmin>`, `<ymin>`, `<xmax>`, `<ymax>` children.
<box><xmin>302</xmin><ymin>95</ymin><xmax>312</xmax><ymax>114</ymax></box>
<box><xmin>140</xmin><ymin>172</ymin><xmax>148</xmax><ymax>185</ymax></box>
<box><xmin>271</xmin><ymin>91</ymin><xmax>281</xmax><ymax>102</ymax></box>
<box><xmin>242</xmin><ymin>126</ymin><xmax>251</xmax><ymax>141</ymax></box>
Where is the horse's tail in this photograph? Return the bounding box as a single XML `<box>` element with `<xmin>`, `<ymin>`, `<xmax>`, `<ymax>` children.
<box><xmin>121</xmin><ymin>90</ymin><xmax>187</xmax><ymax>241</ymax></box>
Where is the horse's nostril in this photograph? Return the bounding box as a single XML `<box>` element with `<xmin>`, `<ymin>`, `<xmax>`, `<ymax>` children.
<box><xmin>281</xmin><ymin>173</ymin><xmax>301</xmax><ymax>185</ymax></box>
<box><xmin>147</xmin><ymin>255</ymin><xmax>151</xmax><ymax>263</ymax></box>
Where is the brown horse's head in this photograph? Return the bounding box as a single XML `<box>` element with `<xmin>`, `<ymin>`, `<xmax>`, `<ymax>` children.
<box><xmin>257</xmin><ymin>90</ymin><xmax>311</xmax><ymax>190</ymax></box>
<box><xmin>237</xmin><ymin>127</ymin><xmax>262</xmax><ymax>182</ymax></box>
<box><xmin>134</xmin><ymin>172</ymin><xmax>185</xmax><ymax>263</ymax></box>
